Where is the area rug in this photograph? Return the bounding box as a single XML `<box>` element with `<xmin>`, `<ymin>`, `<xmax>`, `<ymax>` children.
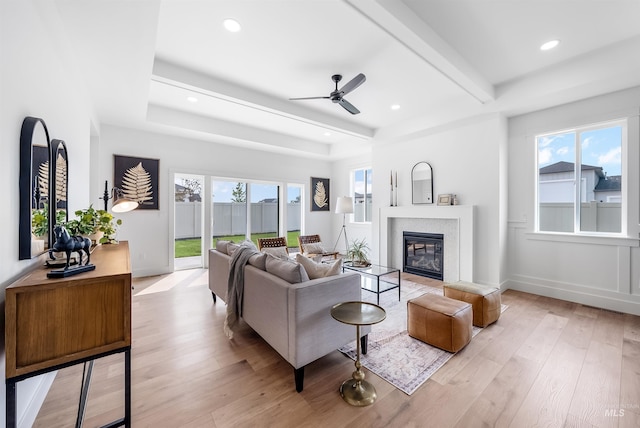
<box><xmin>338</xmin><ymin>280</ymin><xmax>505</xmax><ymax>395</ymax></box>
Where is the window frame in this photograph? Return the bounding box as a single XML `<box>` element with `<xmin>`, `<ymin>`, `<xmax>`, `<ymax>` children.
<box><xmin>535</xmin><ymin>118</ymin><xmax>627</xmax><ymax>237</ymax></box>
<box><xmin>210</xmin><ymin>177</ymin><xmax>304</xmax><ymax>249</ymax></box>
<box><xmin>351</xmin><ymin>167</ymin><xmax>373</xmax><ymax>224</ymax></box>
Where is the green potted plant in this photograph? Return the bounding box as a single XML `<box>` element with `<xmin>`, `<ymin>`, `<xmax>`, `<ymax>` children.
<box><xmin>65</xmin><ymin>204</ymin><xmax>122</xmax><ymax>244</ymax></box>
<box><xmin>347</xmin><ymin>238</ymin><xmax>370</xmax><ymax>267</ymax></box>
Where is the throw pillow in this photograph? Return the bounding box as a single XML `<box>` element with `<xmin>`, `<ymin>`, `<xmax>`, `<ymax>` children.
<box><xmin>295</xmin><ymin>254</ymin><xmax>341</xmax><ymax>280</ymax></box>
<box><xmin>248</xmin><ymin>252</ymin><xmax>267</xmax><ymax>270</ymax></box>
<box><xmin>226</xmin><ymin>242</ymin><xmax>240</xmax><ymax>256</ymax></box>
<box><xmin>265</xmin><ymin>254</ymin><xmax>309</xmax><ymax>283</ymax></box>
<box><xmin>261</xmin><ymin>246</ymin><xmax>289</xmax><ymax>260</ymax></box>
<box><xmin>215</xmin><ymin>240</ymin><xmax>231</xmax><ymax>255</ymax></box>
<box><xmin>302</xmin><ymin>242</ymin><xmax>326</xmax><ymax>254</ymax></box>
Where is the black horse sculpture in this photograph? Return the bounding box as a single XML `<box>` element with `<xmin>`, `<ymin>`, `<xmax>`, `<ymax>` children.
<box><xmin>49</xmin><ymin>224</ymin><xmax>92</xmax><ymax>270</ymax></box>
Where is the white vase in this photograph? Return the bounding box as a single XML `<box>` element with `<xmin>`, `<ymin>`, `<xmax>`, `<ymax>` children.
<box><xmin>88</xmin><ymin>231</ymin><xmax>104</xmax><ymax>245</ymax></box>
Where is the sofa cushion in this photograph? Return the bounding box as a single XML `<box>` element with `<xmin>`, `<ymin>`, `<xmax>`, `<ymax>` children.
<box><xmin>248</xmin><ymin>252</ymin><xmax>268</xmax><ymax>270</ymax></box>
<box><xmin>302</xmin><ymin>242</ymin><xmax>326</xmax><ymax>254</ymax></box>
<box><xmin>262</xmin><ymin>246</ymin><xmax>289</xmax><ymax>260</ymax></box>
<box><xmin>295</xmin><ymin>254</ymin><xmax>341</xmax><ymax>280</ymax></box>
<box><xmin>265</xmin><ymin>254</ymin><xmax>309</xmax><ymax>283</ymax></box>
<box><xmin>216</xmin><ymin>240</ymin><xmax>231</xmax><ymax>254</ymax></box>
<box><xmin>227</xmin><ymin>242</ymin><xmax>240</xmax><ymax>256</ymax></box>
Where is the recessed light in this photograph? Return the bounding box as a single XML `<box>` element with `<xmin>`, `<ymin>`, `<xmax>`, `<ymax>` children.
<box><xmin>223</xmin><ymin>18</ymin><xmax>241</xmax><ymax>33</ymax></box>
<box><xmin>324</xmin><ymin>132</ymin><xmax>331</xmax><ymax>137</ymax></box>
<box><xmin>391</xmin><ymin>104</ymin><xmax>401</xmax><ymax>110</ymax></box>
<box><xmin>540</xmin><ymin>40</ymin><xmax>560</xmax><ymax>51</ymax></box>
<box><xmin>187</xmin><ymin>96</ymin><xmax>198</xmax><ymax>103</ymax></box>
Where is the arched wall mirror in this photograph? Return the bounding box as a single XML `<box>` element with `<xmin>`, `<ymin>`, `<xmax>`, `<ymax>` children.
<box><xmin>19</xmin><ymin>116</ymin><xmax>52</xmax><ymax>259</ymax></box>
<box><xmin>411</xmin><ymin>161</ymin><xmax>433</xmax><ymax>204</ymax></box>
<box><xmin>51</xmin><ymin>139</ymin><xmax>69</xmax><ymax>226</ymax></box>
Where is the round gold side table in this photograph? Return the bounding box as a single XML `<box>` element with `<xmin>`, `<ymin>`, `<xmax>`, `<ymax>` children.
<box><xmin>331</xmin><ymin>301</ymin><xmax>386</xmax><ymax>406</ymax></box>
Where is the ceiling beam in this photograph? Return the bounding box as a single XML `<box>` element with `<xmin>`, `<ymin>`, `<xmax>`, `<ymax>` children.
<box><xmin>146</xmin><ymin>104</ymin><xmax>333</xmax><ymax>158</ymax></box>
<box><xmin>345</xmin><ymin>0</ymin><xmax>494</xmax><ymax>104</ymax></box>
<box><xmin>152</xmin><ymin>59</ymin><xmax>374</xmax><ymax>140</ymax></box>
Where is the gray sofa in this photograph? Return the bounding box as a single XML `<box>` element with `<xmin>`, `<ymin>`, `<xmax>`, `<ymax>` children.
<box><xmin>208</xmin><ymin>246</ymin><xmax>370</xmax><ymax>392</ymax></box>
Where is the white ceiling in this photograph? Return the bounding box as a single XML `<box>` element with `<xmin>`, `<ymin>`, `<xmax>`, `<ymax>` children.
<box><xmin>51</xmin><ymin>0</ymin><xmax>640</xmax><ymax>159</ymax></box>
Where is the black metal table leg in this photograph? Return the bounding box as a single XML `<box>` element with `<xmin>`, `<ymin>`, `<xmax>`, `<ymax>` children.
<box><xmin>6</xmin><ymin>380</ymin><xmax>16</xmax><ymax>428</ymax></box>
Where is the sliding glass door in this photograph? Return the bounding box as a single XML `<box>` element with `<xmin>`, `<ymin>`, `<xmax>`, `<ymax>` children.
<box><xmin>174</xmin><ymin>173</ymin><xmax>204</xmax><ymax>270</ymax></box>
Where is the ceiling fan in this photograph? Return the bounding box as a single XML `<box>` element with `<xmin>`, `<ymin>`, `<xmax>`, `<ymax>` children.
<box><xmin>289</xmin><ymin>73</ymin><xmax>366</xmax><ymax>115</ymax></box>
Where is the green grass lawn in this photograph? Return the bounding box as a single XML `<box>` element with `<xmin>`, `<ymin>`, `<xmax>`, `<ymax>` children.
<box><xmin>175</xmin><ymin>231</ymin><xmax>301</xmax><ymax>258</ymax></box>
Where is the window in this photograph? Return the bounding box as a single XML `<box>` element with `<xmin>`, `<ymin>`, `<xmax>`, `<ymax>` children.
<box><xmin>210</xmin><ymin>179</ymin><xmax>302</xmax><ymax>249</ymax></box>
<box><xmin>537</xmin><ymin>120</ymin><xmax>625</xmax><ymax>234</ymax></box>
<box><xmin>353</xmin><ymin>167</ymin><xmax>373</xmax><ymax>223</ymax></box>
<box><xmin>286</xmin><ymin>184</ymin><xmax>303</xmax><ymax>249</ymax></box>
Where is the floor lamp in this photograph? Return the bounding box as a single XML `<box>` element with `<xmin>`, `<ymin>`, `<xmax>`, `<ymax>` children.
<box><xmin>333</xmin><ymin>196</ymin><xmax>354</xmax><ymax>254</ymax></box>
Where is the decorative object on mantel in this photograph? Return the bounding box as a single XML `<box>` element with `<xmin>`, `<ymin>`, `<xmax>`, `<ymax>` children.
<box><xmin>389</xmin><ymin>170</ymin><xmax>399</xmax><ymax>206</ymax></box>
<box><xmin>113</xmin><ymin>154</ymin><xmax>159</xmax><ymax>210</ymax></box>
<box><xmin>311</xmin><ymin>177</ymin><xmax>330</xmax><ymax>211</ymax></box>
<box><xmin>47</xmin><ymin>224</ymin><xmax>95</xmax><ymax>278</ymax></box>
<box><xmin>411</xmin><ymin>162</ymin><xmax>433</xmax><ymax>205</ymax></box>
<box><xmin>452</xmin><ymin>194</ymin><xmax>459</xmax><ymax>205</ymax></box>
<box><xmin>437</xmin><ymin>194</ymin><xmax>452</xmax><ymax>206</ymax></box>
<box><xmin>333</xmin><ymin>196</ymin><xmax>353</xmax><ymax>252</ymax></box>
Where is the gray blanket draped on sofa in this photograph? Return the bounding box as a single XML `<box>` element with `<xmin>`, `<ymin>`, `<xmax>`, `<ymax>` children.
<box><xmin>224</xmin><ymin>242</ymin><xmax>259</xmax><ymax>339</ymax></box>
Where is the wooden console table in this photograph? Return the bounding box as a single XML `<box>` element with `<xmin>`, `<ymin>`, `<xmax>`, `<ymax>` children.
<box><xmin>5</xmin><ymin>242</ymin><xmax>132</xmax><ymax>428</ymax></box>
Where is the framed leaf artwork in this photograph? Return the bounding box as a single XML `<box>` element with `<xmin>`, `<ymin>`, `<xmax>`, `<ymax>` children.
<box><xmin>310</xmin><ymin>177</ymin><xmax>330</xmax><ymax>211</ymax></box>
<box><xmin>113</xmin><ymin>154</ymin><xmax>159</xmax><ymax>210</ymax></box>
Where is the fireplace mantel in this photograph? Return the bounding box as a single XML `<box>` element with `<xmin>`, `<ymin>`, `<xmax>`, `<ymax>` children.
<box><xmin>379</xmin><ymin>205</ymin><xmax>474</xmax><ymax>282</ymax></box>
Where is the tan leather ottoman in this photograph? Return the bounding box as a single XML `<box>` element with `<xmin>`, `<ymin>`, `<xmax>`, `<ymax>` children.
<box><xmin>443</xmin><ymin>281</ymin><xmax>501</xmax><ymax>327</ymax></box>
<box><xmin>407</xmin><ymin>294</ymin><xmax>472</xmax><ymax>353</ymax></box>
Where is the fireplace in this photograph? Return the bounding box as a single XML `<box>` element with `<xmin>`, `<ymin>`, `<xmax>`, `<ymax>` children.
<box><xmin>403</xmin><ymin>231</ymin><xmax>444</xmax><ymax>280</ymax></box>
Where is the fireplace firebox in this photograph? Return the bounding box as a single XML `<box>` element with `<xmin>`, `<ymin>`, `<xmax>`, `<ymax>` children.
<box><xmin>403</xmin><ymin>231</ymin><xmax>444</xmax><ymax>280</ymax></box>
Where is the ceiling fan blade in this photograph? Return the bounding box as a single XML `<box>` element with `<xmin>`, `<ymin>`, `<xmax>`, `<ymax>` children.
<box><xmin>339</xmin><ymin>73</ymin><xmax>366</xmax><ymax>96</ymax></box>
<box><xmin>289</xmin><ymin>96</ymin><xmax>330</xmax><ymax>100</ymax></box>
<box><xmin>339</xmin><ymin>98</ymin><xmax>360</xmax><ymax>115</ymax></box>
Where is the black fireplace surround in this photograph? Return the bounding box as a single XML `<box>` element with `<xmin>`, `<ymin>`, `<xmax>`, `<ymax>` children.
<box><xmin>403</xmin><ymin>231</ymin><xmax>444</xmax><ymax>280</ymax></box>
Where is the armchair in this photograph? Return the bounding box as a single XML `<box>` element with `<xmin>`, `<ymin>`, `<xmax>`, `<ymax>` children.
<box><xmin>298</xmin><ymin>234</ymin><xmax>339</xmax><ymax>260</ymax></box>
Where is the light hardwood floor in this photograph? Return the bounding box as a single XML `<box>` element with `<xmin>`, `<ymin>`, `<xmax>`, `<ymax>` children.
<box><xmin>34</xmin><ymin>270</ymin><xmax>640</xmax><ymax>428</ymax></box>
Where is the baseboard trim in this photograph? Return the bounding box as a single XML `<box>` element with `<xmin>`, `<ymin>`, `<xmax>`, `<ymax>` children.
<box><xmin>18</xmin><ymin>372</ymin><xmax>56</xmax><ymax>428</ymax></box>
<box><xmin>504</xmin><ymin>277</ymin><xmax>640</xmax><ymax>316</ymax></box>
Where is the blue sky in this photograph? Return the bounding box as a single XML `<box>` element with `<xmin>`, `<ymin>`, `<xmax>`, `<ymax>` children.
<box><xmin>538</xmin><ymin>125</ymin><xmax>622</xmax><ymax>176</ymax></box>
<box><xmin>354</xmin><ymin>168</ymin><xmax>372</xmax><ymax>195</ymax></box>
<box><xmin>211</xmin><ymin>181</ymin><xmax>301</xmax><ymax>203</ymax></box>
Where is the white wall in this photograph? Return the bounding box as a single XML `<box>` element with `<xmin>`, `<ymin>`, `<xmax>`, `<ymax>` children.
<box><xmin>95</xmin><ymin>125</ymin><xmax>335</xmax><ymax>276</ymax></box>
<box><xmin>371</xmin><ymin>114</ymin><xmax>508</xmax><ymax>287</ymax></box>
<box><xmin>507</xmin><ymin>87</ymin><xmax>640</xmax><ymax>314</ymax></box>
<box><xmin>1</xmin><ymin>1</ymin><xmax>93</xmax><ymax>426</ymax></box>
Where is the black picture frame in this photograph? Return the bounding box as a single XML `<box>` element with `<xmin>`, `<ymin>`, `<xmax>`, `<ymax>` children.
<box><xmin>114</xmin><ymin>154</ymin><xmax>160</xmax><ymax>210</ymax></box>
<box><xmin>310</xmin><ymin>177</ymin><xmax>330</xmax><ymax>211</ymax></box>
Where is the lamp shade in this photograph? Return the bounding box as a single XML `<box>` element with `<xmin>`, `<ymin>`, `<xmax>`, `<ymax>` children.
<box><xmin>111</xmin><ymin>197</ymin><xmax>138</xmax><ymax>213</ymax></box>
<box><xmin>335</xmin><ymin>196</ymin><xmax>354</xmax><ymax>214</ymax></box>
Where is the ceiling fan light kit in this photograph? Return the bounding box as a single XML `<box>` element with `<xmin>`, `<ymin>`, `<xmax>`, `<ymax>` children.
<box><xmin>290</xmin><ymin>73</ymin><xmax>366</xmax><ymax>115</ymax></box>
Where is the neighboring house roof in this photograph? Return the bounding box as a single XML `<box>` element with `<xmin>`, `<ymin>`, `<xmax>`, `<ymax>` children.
<box><xmin>539</xmin><ymin>161</ymin><xmax>604</xmax><ymax>178</ymax></box>
<box><xmin>174</xmin><ymin>183</ymin><xmax>202</xmax><ymax>201</ymax></box>
<box><xmin>259</xmin><ymin>198</ymin><xmax>278</xmax><ymax>203</ymax></box>
<box><xmin>594</xmin><ymin>175</ymin><xmax>621</xmax><ymax>192</ymax></box>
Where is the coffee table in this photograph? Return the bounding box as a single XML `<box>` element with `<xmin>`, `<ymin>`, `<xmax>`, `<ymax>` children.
<box><xmin>331</xmin><ymin>301</ymin><xmax>386</xmax><ymax>406</ymax></box>
<box><xmin>342</xmin><ymin>262</ymin><xmax>401</xmax><ymax>305</ymax></box>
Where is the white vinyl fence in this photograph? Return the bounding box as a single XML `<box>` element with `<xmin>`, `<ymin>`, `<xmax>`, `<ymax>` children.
<box><xmin>175</xmin><ymin>202</ymin><xmax>302</xmax><ymax>239</ymax></box>
<box><xmin>539</xmin><ymin>202</ymin><xmax>621</xmax><ymax>233</ymax></box>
